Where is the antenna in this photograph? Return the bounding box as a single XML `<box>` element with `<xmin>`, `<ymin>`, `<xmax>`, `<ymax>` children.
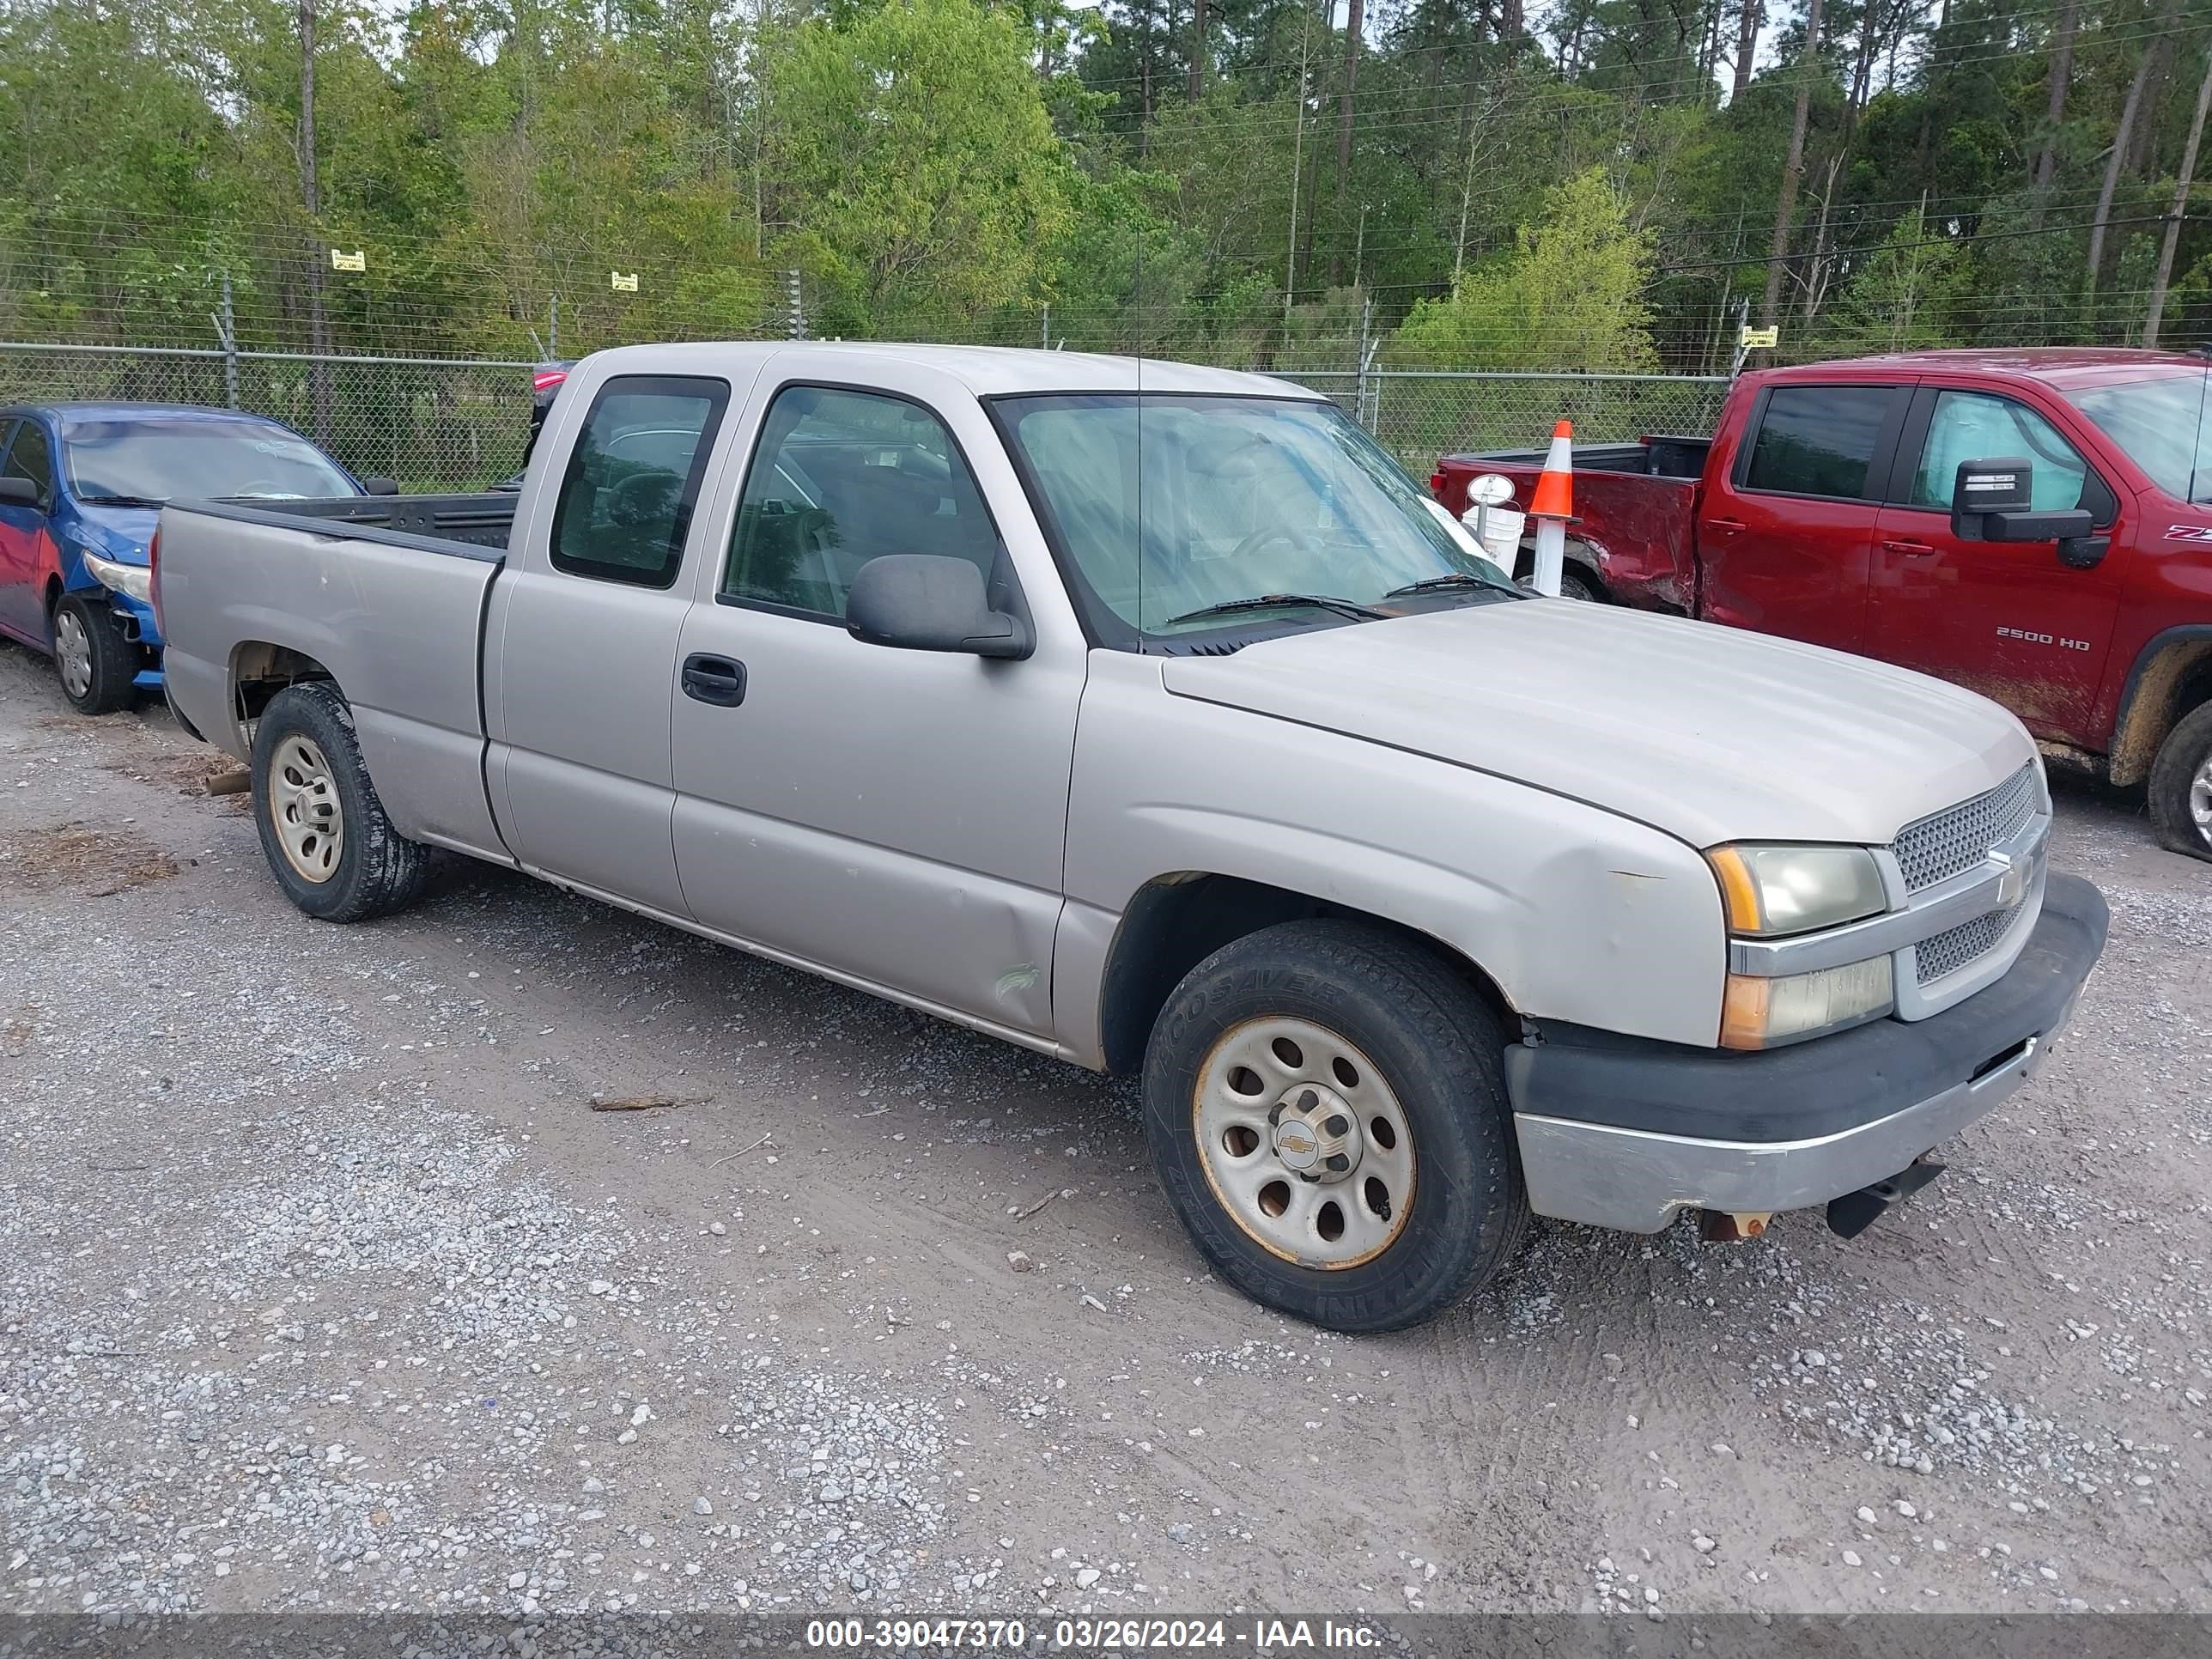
<box><xmin>1134</xmin><ymin>221</ymin><xmax>1145</xmax><ymax>657</ymax></box>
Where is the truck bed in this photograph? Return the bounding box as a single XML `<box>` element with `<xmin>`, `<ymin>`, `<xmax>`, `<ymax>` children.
<box><xmin>1449</xmin><ymin>434</ymin><xmax>1713</xmax><ymax>479</ymax></box>
<box><xmin>179</xmin><ymin>491</ymin><xmax>518</xmax><ymax>558</ymax></box>
<box><xmin>156</xmin><ymin>494</ymin><xmax>510</xmax><ymax>861</ymax></box>
<box><xmin>1431</xmin><ymin>440</ymin><xmax>1706</xmax><ymax>611</ymax></box>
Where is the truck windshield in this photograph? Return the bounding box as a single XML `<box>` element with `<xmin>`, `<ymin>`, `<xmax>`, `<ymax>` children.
<box><xmin>61</xmin><ymin>417</ymin><xmax>356</xmax><ymax>504</ymax></box>
<box><xmin>2061</xmin><ymin>370</ymin><xmax>2212</xmax><ymax>503</ymax></box>
<box><xmin>995</xmin><ymin>392</ymin><xmax>1516</xmax><ymax>645</ymax></box>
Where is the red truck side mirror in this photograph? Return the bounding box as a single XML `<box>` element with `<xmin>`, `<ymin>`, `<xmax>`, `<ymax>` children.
<box><xmin>1950</xmin><ymin>456</ymin><xmax>2106</xmax><ymax>569</ymax></box>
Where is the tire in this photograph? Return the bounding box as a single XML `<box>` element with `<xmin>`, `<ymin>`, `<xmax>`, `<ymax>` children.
<box><xmin>52</xmin><ymin>592</ymin><xmax>138</xmax><ymax>714</ymax></box>
<box><xmin>1556</xmin><ymin>564</ymin><xmax>1604</xmax><ymax>603</ymax></box>
<box><xmin>1141</xmin><ymin>919</ymin><xmax>1529</xmax><ymax>1334</ymax></box>
<box><xmin>2147</xmin><ymin>699</ymin><xmax>2212</xmax><ymax>864</ymax></box>
<box><xmin>250</xmin><ymin>683</ymin><xmax>432</xmax><ymax>921</ymax></box>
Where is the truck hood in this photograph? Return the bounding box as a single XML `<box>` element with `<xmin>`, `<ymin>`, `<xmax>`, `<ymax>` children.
<box><xmin>1159</xmin><ymin>601</ymin><xmax>2035</xmax><ymax>848</ymax></box>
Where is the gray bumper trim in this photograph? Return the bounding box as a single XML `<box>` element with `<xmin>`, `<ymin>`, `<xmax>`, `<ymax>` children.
<box><xmin>1514</xmin><ymin>1020</ymin><xmax>2066</xmax><ymax>1235</ymax></box>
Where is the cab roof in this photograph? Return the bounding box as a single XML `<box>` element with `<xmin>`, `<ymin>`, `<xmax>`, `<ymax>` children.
<box><xmin>1765</xmin><ymin>346</ymin><xmax>2209</xmax><ymax>391</ymax></box>
<box><xmin>580</xmin><ymin>341</ymin><xmax>1325</xmax><ymax>400</ymax></box>
<box><xmin>4</xmin><ymin>402</ymin><xmax>312</xmax><ymax>427</ymax></box>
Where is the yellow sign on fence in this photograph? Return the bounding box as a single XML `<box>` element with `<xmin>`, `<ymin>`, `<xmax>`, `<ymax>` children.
<box><xmin>330</xmin><ymin>249</ymin><xmax>366</xmax><ymax>273</ymax></box>
<box><xmin>1739</xmin><ymin>325</ymin><xmax>1779</xmax><ymax>349</ymax></box>
<box><xmin>611</xmin><ymin>270</ymin><xmax>639</xmax><ymax>292</ymax></box>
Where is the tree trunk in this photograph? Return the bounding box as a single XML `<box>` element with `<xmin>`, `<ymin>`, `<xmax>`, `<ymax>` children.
<box><xmin>1730</xmin><ymin>0</ymin><xmax>1760</xmax><ymax>104</ymax></box>
<box><xmin>1335</xmin><ymin>0</ymin><xmax>1364</xmax><ymax>206</ymax></box>
<box><xmin>2128</xmin><ymin>33</ymin><xmax>2175</xmax><ymax>178</ymax></box>
<box><xmin>2031</xmin><ymin>0</ymin><xmax>2079</xmax><ymax>201</ymax></box>
<box><xmin>1188</xmin><ymin>0</ymin><xmax>1207</xmax><ymax>99</ymax></box>
<box><xmin>1500</xmin><ymin>0</ymin><xmax>1522</xmax><ymax>43</ymax></box>
<box><xmin>1800</xmin><ymin>152</ymin><xmax>1844</xmax><ymax>324</ymax></box>
<box><xmin>1760</xmin><ymin>0</ymin><xmax>1822</xmax><ymax>324</ymax></box>
<box><xmin>298</xmin><ymin>0</ymin><xmax>332</xmax><ymax>442</ymax></box>
<box><xmin>1915</xmin><ymin>0</ymin><xmax>1948</xmax><ymax>185</ymax></box>
<box><xmin>2146</xmin><ymin>47</ymin><xmax>2212</xmax><ymax>346</ymax></box>
<box><xmin>2087</xmin><ymin>8</ymin><xmax>2171</xmax><ymax>309</ymax></box>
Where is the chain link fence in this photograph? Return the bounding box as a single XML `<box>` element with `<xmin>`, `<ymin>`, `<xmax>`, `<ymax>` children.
<box><xmin>1285</xmin><ymin>368</ymin><xmax>1733</xmax><ymax>471</ymax></box>
<box><xmin>3</xmin><ymin>343</ymin><xmax>1731</xmax><ymax>490</ymax></box>
<box><xmin>0</xmin><ymin>343</ymin><xmax>538</xmax><ymax>489</ymax></box>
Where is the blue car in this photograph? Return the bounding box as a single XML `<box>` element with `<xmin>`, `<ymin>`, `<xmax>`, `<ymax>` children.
<box><xmin>0</xmin><ymin>403</ymin><xmax>363</xmax><ymax>714</ymax></box>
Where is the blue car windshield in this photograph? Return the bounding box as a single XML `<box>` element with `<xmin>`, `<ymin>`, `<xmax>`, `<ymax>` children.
<box><xmin>62</xmin><ymin>418</ymin><xmax>355</xmax><ymax>503</ymax></box>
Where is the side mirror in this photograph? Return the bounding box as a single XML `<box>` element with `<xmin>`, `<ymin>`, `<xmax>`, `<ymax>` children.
<box><xmin>0</xmin><ymin>477</ymin><xmax>42</xmax><ymax>509</ymax></box>
<box><xmin>1950</xmin><ymin>455</ymin><xmax>2103</xmax><ymax>566</ymax></box>
<box><xmin>846</xmin><ymin>554</ymin><xmax>1031</xmax><ymax>661</ymax></box>
<box><xmin>362</xmin><ymin>476</ymin><xmax>401</xmax><ymax>496</ymax></box>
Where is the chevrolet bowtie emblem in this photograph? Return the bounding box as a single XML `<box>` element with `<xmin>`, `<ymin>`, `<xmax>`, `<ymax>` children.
<box><xmin>1992</xmin><ymin>850</ymin><xmax>2026</xmax><ymax>907</ymax></box>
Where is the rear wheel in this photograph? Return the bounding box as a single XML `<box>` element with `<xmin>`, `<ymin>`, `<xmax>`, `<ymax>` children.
<box><xmin>1555</xmin><ymin>564</ymin><xmax>1604</xmax><ymax>603</ymax></box>
<box><xmin>250</xmin><ymin>683</ymin><xmax>431</xmax><ymax>921</ymax></box>
<box><xmin>2148</xmin><ymin>700</ymin><xmax>2212</xmax><ymax>864</ymax></box>
<box><xmin>1141</xmin><ymin>919</ymin><xmax>1528</xmax><ymax>1333</ymax></box>
<box><xmin>52</xmin><ymin>592</ymin><xmax>137</xmax><ymax>714</ymax></box>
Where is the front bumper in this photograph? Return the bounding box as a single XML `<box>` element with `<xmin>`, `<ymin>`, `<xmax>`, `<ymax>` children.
<box><xmin>1504</xmin><ymin>872</ymin><xmax>2109</xmax><ymax>1234</ymax></box>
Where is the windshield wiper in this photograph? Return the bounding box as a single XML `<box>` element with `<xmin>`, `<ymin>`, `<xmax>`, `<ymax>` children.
<box><xmin>78</xmin><ymin>494</ymin><xmax>167</xmax><ymax>507</ymax></box>
<box><xmin>1383</xmin><ymin>571</ymin><xmax>1518</xmax><ymax>599</ymax></box>
<box><xmin>1166</xmin><ymin>592</ymin><xmax>1388</xmax><ymax>627</ymax></box>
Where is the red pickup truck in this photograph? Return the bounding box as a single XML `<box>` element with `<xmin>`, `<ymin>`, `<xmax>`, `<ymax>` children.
<box><xmin>1432</xmin><ymin>348</ymin><xmax>2212</xmax><ymax>862</ymax></box>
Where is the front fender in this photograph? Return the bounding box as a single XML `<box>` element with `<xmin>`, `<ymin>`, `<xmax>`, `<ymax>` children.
<box><xmin>1058</xmin><ymin>653</ymin><xmax>1729</xmax><ymax>1058</ymax></box>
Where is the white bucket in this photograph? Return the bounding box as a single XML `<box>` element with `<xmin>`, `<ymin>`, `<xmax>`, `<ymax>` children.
<box><xmin>1462</xmin><ymin>504</ymin><xmax>1525</xmax><ymax>567</ymax></box>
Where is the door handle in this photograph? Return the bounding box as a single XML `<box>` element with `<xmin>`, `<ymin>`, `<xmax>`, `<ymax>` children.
<box><xmin>681</xmin><ymin>653</ymin><xmax>747</xmax><ymax>707</ymax></box>
<box><xmin>1882</xmin><ymin>539</ymin><xmax>1937</xmax><ymax>556</ymax></box>
<box><xmin>1703</xmin><ymin>517</ymin><xmax>1747</xmax><ymax>534</ymax></box>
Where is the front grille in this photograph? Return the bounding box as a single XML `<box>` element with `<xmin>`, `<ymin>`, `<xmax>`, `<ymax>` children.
<box><xmin>1913</xmin><ymin>891</ymin><xmax>2033</xmax><ymax>986</ymax></box>
<box><xmin>1892</xmin><ymin>764</ymin><xmax>2041</xmax><ymax>893</ymax></box>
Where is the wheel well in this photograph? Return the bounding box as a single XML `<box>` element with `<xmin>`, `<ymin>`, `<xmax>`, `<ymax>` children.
<box><xmin>1506</xmin><ymin>537</ymin><xmax>1607</xmax><ymax>599</ymax></box>
<box><xmin>2111</xmin><ymin>635</ymin><xmax>2212</xmax><ymax>787</ymax></box>
<box><xmin>1095</xmin><ymin>872</ymin><xmax>1514</xmax><ymax>1076</ymax></box>
<box><xmin>231</xmin><ymin>641</ymin><xmax>337</xmax><ymax>725</ymax></box>
<box><xmin>43</xmin><ymin>576</ymin><xmax>62</xmax><ymax>615</ymax></box>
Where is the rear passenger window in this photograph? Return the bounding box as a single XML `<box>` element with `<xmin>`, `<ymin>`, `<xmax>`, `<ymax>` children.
<box><xmin>1741</xmin><ymin>386</ymin><xmax>1896</xmax><ymax>500</ymax></box>
<box><xmin>550</xmin><ymin>375</ymin><xmax>729</xmax><ymax>587</ymax></box>
<box><xmin>723</xmin><ymin>386</ymin><xmax>999</xmax><ymax>618</ymax></box>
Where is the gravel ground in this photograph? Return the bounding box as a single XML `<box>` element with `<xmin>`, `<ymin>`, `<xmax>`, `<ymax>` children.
<box><xmin>0</xmin><ymin>637</ymin><xmax>2206</xmax><ymax>1627</ymax></box>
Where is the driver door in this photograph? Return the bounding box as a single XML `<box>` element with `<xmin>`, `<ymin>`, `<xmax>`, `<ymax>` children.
<box><xmin>668</xmin><ymin>364</ymin><xmax>1084</xmax><ymax>1038</ymax></box>
<box><xmin>0</xmin><ymin>418</ymin><xmax>55</xmax><ymax>645</ymax></box>
<box><xmin>1869</xmin><ymin>384</ymin><xmax>2124</xmax><ymax>748</ymax></box>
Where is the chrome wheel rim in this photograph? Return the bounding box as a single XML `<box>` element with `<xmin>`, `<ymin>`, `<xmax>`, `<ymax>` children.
<box><xmin>53</xmin><ymin>610</ymin><xmax>92</xmax><ymax>701</ymax></box>
<box><xmin>2191</xmin><ymin>754</ymin><xmax>2212</xmax><ymax>839</ymax></box>
<box><xmin>269</xmin><ymin>734</ymin><xmax>343</xmax><ymax>883</ymax></box>
<box><xmin>1193</xmin><ymin>1016</ymin><xmax>1416</xmax><ymax>1269</ymax></box>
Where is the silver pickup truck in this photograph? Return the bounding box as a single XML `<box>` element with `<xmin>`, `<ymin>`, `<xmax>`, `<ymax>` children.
<box><xmin>155</xmin><ymin>343</ymin><xmax>2109</xmax><ymax>1333</ymax></box>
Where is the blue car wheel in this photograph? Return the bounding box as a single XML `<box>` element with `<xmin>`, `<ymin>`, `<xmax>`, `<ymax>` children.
<box><xmin>52</xmin><ymin>592</ymin><xmax>138</xmax><ymax>714</ymax></box>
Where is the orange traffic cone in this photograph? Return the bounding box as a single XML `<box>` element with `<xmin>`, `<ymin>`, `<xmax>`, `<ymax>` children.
<box><xmin>1527</xmin><ymin>420</ymin><xmax>1574</xmax><ymax>521</ymax></box>
<box><xmin>1528</xmin><ymin>420</ymin><xmax>1573</xmax><ymax>596</ymax></box>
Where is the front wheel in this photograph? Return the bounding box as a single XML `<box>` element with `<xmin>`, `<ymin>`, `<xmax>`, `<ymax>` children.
<box><xmin>2148</xmin><ymin>700</ymin><xmax>2212</xmax><ymax>863</ymax></box>
<box><xmin>1142</xmin><ymin>919</ymin><xmax>1529</xmax><ymax>1333</ymax></box>
<box><xmin>52</xmin><ymin>592</ymin><xmax>138</xmax><ymax>714</ymax></box>
<box><xmin>250</xmin><ymin>682</ymin><xmax>432</xmax><ymax>921</ymax></box>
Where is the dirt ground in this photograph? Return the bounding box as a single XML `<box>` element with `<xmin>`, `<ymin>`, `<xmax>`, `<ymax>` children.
<box><xmin>0</xmin><ymin>635</ymin><xmax>2206</xmax><ymax>1626</ymax></box>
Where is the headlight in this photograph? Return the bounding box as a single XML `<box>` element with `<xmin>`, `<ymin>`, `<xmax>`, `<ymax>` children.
<box><xmin>1720</xmin><ymin>957</ymin><xmax>1893</xmax><ymax>1050</ymax></box>
<box><xmin>1707</xmin><ymin>842</ymin><xmax>1893</xmax><ymax>1048</ymax></box>
<box><xmin>1705</xmin><ymin>843</ymin><xmax>1887</xmax><ymax>936</ymax></box>
<box><xmin>81</xmin><ymin>550</ymin><xmax>153</xmax><ymax>605</ymax></box>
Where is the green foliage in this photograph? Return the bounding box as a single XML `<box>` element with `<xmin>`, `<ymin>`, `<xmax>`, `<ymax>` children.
<box><xmin>1391</xmin><ymin>168</ymin><xmax>1659</xmax><ymax>369</ymax></box>
<box><xmin>7</xmin><ymin>0</ymin><xmax>2212</xmax><ymax>364</ymax></box>
<box><xmin>774</xmin><ymin>0</ymin><xmax>1073</xmax><ymax>332</ymax></box>
<box><xmin>1815</xmin><ymin>206</ymin><xmax>1974</xmax><ymax>355</ymax></box>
